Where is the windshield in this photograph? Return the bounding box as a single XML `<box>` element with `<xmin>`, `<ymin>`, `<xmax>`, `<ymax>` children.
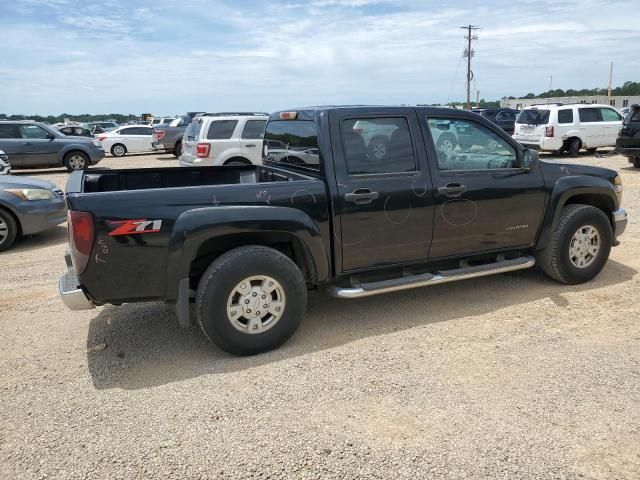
<box><xmin>516</xmin><ymin>109</ymin><xmax>550</xmax><ymax>125</ymax></box>
<box><xmin>263</xmin><ymin>120</ymin><xmax>320</xmax><ymax>172</ymax></box>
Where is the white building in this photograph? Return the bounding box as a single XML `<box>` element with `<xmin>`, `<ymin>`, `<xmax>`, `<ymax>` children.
<box><xmin>501</xmin><ymin>95</ymin><xmax>640</xmax><ymax>110</ymax></box>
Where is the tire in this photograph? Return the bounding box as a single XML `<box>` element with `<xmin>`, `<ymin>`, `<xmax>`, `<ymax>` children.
<box><xmin>537</xmin><ymin>204</ymin><xmax>612</xmax><ymax>285</ymax></box>
<box><xmin>111</xmin><ymin>144</ymin><xmax>127</xmax><ymax>157</ymax></box>
<box><xmin>196</xmin><ymin>246</ymin><xmax>307</xmax><ymax>355</ymax></box>
<box><xmin>568</xmin><ymin>138</ymin><xmax>581</xmax><ymax>158</ymax></box>
<box><xmin>172</xmin><ymin>141</ymin><xmax>182</xmax><ymax>158</ymax></box>
<box><xmin>64</xmin><ymin>151</ymin><xmax>90</xmax><ymax>171</ymax></box>
<box><xmin>367</xmin><ymin>137</ymin><xmax>389</xmax><ymax>160</ymax></box>
<box><xmin>633</xmin><ymin>157</ymin><xmax>640</xmax><ymax>168</ymax></box>
<box><xmin>436</xmin><ymin>133</ymin><xmax>457</xmax><ymax>155</ymax></box>
<box><xmin>0</xmin><ymin>208</ymin><xmax>18</xmax><ymax>252</ymax></box>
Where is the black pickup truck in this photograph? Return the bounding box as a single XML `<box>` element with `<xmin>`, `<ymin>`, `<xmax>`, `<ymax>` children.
<box><xmin>59</xmin><ymin>106</ymin><xmax>628</xmax><ymax>355</ymax></box>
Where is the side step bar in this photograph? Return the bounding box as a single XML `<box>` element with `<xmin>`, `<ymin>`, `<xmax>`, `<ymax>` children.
<box><xmin>327</xmin><ymin>256</ymin><xmax>535</xmax><ymax>299</ymax></box>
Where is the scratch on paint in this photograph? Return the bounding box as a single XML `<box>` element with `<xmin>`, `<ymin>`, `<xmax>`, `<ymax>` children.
<box><xmin>411</xmin><ymin>179</ymin><xmax>428</xmax><ymax>197</ymax></box>
<box><xmin>256</xmin><ymin>190</ymin><xmax>271</xmax><ymax>205</ymax></box>
<box><xmin>212</xmin><ymin>195</ymin><xmax>220</xmax><ymax>206</ymax></box>
<box><xmin>383</xmin><ymin>195</ymin><xmax>412</xmax><ymax>225</ymax></box>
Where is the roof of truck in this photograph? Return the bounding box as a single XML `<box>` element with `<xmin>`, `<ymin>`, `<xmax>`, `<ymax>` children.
<box><xmin>269</xmin><ymin>105</ymin><xmax>475</xmax><ymax>121</ymax></box>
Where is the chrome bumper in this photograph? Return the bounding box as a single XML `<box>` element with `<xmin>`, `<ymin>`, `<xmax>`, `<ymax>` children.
<box><xmin>612</xmin><ymin>208</ymin><xmax>627</xmax><ymax>242</ymax></box>
<box><xmin>59</xmin><ymin>252</ymin><xmax>95</xmax><ymax>310</ymax></box>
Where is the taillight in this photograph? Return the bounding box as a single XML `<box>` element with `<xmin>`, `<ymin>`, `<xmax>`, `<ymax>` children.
<box><xmin>97</xmin><ymin>135</ymin><xmax>106</xmax><ymax>141</ymax></box>
<box><xmin>196</xmin><ymin>143</ymin><xmax>211</xmax><ymax>158</ymax></box>
<box><xmin>68</xmin><ymin>211</ymin><xmax>94</xmax><ymax>274</ymax></box>
<box><xmin>155</xmin><ymin>129</ymin><xmax>166</xmax><ymax>140</ymax></box>
<box><xmin>545</xmin><ymin>126</ymin><xmax>554</xmax><ymax>137</ymax></box>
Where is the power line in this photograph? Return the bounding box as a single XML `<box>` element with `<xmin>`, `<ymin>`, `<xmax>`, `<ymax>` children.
<box><xmin>461</xmin><ymin>25</ymin><xmax>481</xmax><ymax>110</ymax></box>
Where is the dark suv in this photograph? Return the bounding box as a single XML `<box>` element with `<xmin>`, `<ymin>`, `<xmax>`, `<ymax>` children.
<box><xmin>474</xmin><ymin>108</ymin><xmax>519</xmax><ymax>135</ymax></box>
<box><xmin>617</xmin><ymin>104</ymin><xmax>640</xmax><ymax>168</ymax></box>
<box><xmin>0</xmin><ymin>121</ymin><xmax>105</xmax><ymax>171</ymax></box>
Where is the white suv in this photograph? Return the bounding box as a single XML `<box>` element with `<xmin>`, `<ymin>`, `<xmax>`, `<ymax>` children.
<box><xmin>513</xmin><ymin>104</ymin><xmax>623</xmax><ymax>156</ymax></box>
<box><xmin>179</xmin><ymin>113</ymin><xmax>268</xmax><ymax>167</ymax></box>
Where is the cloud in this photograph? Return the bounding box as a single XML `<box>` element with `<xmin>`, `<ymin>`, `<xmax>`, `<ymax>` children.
<box><xmin>0</xmin><ymin>0</ymin><xmax>638</xmax><ymax>114</ymax></box>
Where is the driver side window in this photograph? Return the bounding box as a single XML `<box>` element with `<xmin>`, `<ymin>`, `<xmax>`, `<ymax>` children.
<box><xmin>426</xmin><ymin>116</ymin><xmax>518</xmax><ymax>171</ymax></box>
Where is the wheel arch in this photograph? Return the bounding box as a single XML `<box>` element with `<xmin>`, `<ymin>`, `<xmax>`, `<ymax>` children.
<box><xmin>536</xmin><ymin>177</ymin><xmax>617</xmax><ymax>251</ymax></box>
<box><xmin>165</xmin><ymin>206</ymin><xmax>330</xmax><ymax>301</ymax></box>
<box><xmin>223</xmin><ymin>156</ymin><xmax>252</xmax><ymax>166</ymax></box>
<box><xmin>0</xmin><ymin>202</ymin><xmax>22</xmax><ymax>236</ymax></box>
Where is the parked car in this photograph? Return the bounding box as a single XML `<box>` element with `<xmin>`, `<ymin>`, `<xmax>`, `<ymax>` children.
<box><xmin>97</xmin><ymin>125</ymin><xmax>159</xmax><ymax>157</ymax></box>
<box><xmin>179</xmin><ymin>113</ymin><xmax>268</xmax><ymax>167</ymax></box>
<box><xmin>513</xmin><ymin>103</ymin><xmax>623</xmax><ymax>157</ymax></box>
<box><xmin>56</xmin><ymin>125</ymin><xmax>94</xmax><ymax>137</ymax></box>
<box><xmin>0</xmin><ymin>150</ymin><xmax>10</xmax><ymax>175</ymax></box>
<box><xmin>59</xmin><ymin>106</ymin><xmax>627</xmax><ymax>356</ymax></box>
<box><xmin>86</xmin><ymin>122</ymin><xmax>119</xmax><ymax>134</ymax></box>
<box><xmin>151</xmin><ymin>117</ymin><xmax>175</xmax><ymax>127</ymax></box>
<box><xmin>0</xmin><ymin>174</ymin><xmax>66</xmax><ymax>251</ymax></box>
<box><xmin>154</xmin><ymin>112</ymin><xmax>205</xmax><ymax>157</ymax></box>
<box><xmin>474</xmin><ymin>108</ymin><xmax>519</xmax><ymax>134</ymax></box>
<box><xmin>619</xmin><ymin>107</ymin><xmax>631</xmax><ymax>118</ymax></box>
<box><xmin>616</xmin><ymin>104</ymin><xmax>640</xmax><ymax>168</ymax></box>
<box><xmin>0</xmin><ymin>121</ymin><xmax>105</xmax><ymax>171</ymax></box>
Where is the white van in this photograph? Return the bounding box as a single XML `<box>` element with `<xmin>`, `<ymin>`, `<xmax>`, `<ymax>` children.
<box><xmin>513</xmin><ymin>104</ymin><xmax>623</xmax><ymax>156</ymax></box>
<box><xmin>179</xmin><ymin>113</ymin><xmax>268</xmax><ymax>167</ymax></box>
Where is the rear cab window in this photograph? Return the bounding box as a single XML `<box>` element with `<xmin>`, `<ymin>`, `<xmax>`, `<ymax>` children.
<box><xmin>263</xmin><ymin>120</ymin><xmax>320</xmax><ymax>171</ymax></box>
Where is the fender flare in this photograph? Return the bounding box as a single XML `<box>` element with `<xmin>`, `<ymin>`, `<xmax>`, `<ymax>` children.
<box><xmin>536</xmin><ymin>175</ymin><xmax>617</xmax><ymax>250</ymax></box>
<box><xmin>165</xmin><ymin>205</ymin><xmax>330</xmax><ymax>301</ymax></box>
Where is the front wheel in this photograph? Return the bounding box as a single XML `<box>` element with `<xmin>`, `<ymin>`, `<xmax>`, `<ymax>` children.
<box><xmin>537</xmin><ymin>204</ymin><xmax>612</xmax><ymax>284</ymax></box>
<box><xmin>0</xmin><ymin>209</ymin><xmax>18</xmax><ymax>252</ymax></box>
<box><xmin>173</xmin><ymin>141</ymin><xmax>182</xmax><ymax>157</ymax></box>
<box><xmin>196</xmin><ymin>246</ymin><xmax>307</xmax><ymax>355</ymax></box>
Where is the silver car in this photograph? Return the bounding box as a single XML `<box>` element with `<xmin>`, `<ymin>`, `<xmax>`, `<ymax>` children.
<box><xmin>0</xmin><ymin>150</ymin><xmax>10</xmax><ymax>175</ymax></box>
<box><xmin>0</xmin><ymin>174</ymin><xmax>66</xmax><ymax>251</ymax></box>
<box><xmin>0</xmin><ymin>121</ymin><xmax>105</xmax><ymax>171</ymax></box>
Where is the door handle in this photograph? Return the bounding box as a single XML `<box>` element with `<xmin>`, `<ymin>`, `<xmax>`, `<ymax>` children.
<box><xmin>438</xmin><ymin>183</ymin><xmax>466</xmax><ymax>197</ymax></box>
<box><xmin>23</xmin><ymin>142</ymin><xmax>33</xmax><ymax>146</ymax></box>
<box><xmin>245</xmin><ymin>144</ymin><xmax>257</xmax><ymax>148</ymax></box>
<box><xmin>344</xmin><ymin>188</ymin><xmax>379</xmax><ymax>204</ymax></box>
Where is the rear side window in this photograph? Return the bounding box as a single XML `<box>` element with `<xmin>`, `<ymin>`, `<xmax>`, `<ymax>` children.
<box><xmin>0</xmin><ymin>124</ymin><xmax>21</xmax><ymax>138</ymax></box>
<box><xmin>579</xmin><ymin>108</ymin><xmax>602</xmax><ymax>122</ymax></box>
<box><xmin>241</xmin><ymin>120</ymin><xmax>266</xmax><ymax>139</ymax></box>
<box><xmin>557</xmin><ymin>109</ymin><xmax>573</xmax><ymax>124</ymax></box>
<box><xmin>600</xmin><ymin>108</ymin><xmax>622</xmax><ymax>122</ymax></box>
<box><xmin>263</xmin><ymin>120</ymin><xmax>320</xmax><ymax>171</ymax></box>
<box><xmin>496</xmin><ymin>111</ymin><xmax>516</xmax><ymax>121</ymax></box>
<box><xmin>207</xmin><ymin>120</ymin><xmax>238</xmax><ymax>140</ymax></box>
<box><xmin>341</xmin><ymin>117</ymin><xmax>415</xmax><ymax>175</ymax></box>
<box><xmin>630</xmin><ymin>108</ymin><xmax>640</xmax><ymax>122</ymax></box>
<box><xmin>516</xmin><ymin>109</ymin><xmax>550</xmax><ymax>125</ymax></box>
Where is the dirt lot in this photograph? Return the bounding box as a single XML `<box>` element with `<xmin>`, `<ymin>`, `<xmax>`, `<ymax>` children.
<box><xmin>1</xmin><ymin>152</ymin><xmax>639</xmax><ymax>479</ymax></box>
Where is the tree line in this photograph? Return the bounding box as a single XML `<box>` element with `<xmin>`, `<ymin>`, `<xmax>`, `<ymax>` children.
<box><xmin>0</xmin><ymin>113</ymin><xmax>142</xmax><ymax>124</ymax></box>
<box><xmin>512</xmin><ymin>81</ymin><xmax>640</xmax><ymax>100</ymax></box>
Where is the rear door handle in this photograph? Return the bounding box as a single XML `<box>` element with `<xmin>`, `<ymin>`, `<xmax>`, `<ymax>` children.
<box><xmin>245</xmin><ymin>144</ymin><xmax>257</xmax><ymax>148</ymax></box>
<box><xmin>438</xmin><ymin>183</ymin><xmax>466</xmax><ymax>197</ymax></box>
<box><xmin>344</xmin><ymin>188</ymin><xmax>379</xmax><ymax>204</ymax></box>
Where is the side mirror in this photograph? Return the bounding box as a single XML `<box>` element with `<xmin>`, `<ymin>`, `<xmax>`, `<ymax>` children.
<box><xmin>522</xmin><ymin>149</ymin><xmax>539</xmax><ymax>171</ymax></box>
<box><xmin>46</xmin><ymin>133</ymin><xmax>55</xmax><ymax>140</ymax></box>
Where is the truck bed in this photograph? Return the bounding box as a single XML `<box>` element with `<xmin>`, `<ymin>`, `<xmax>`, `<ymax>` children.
<box><xmin>75</xmin><ymin>165</ymin><xmax>305</xmax><ymax>193</ymax></box>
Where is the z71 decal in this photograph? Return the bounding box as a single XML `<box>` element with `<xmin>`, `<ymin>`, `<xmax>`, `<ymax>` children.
<box><xmin>108</xmin><ymin>219</ymin><xmax>163</xmax><ymax>236</ymax></box>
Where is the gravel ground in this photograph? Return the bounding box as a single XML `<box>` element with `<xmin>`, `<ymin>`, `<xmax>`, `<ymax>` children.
<box><xmin>1</xmin><ymin>151</ymin><xmax>639</xmax><ymax>479</ymax></box>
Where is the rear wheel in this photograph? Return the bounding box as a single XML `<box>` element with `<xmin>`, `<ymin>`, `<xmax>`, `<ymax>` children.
<box><xmin>64</xmin><ymin>151</ymin><xmax>89</xmax><ymax>171</ymax></box>
<box><xmin>0</xmin><ymin>209</ymin><xmax>18</xmax><ymax>252</ymax></box>
<box><xmin>436</xmin><ymin>134</ymin><xmax>457</xmax><ymax>155</ymax></box>
<box><xmin>224</xmin><ymin>157</ymin><xmax>252</xmax><ymax>166</ymax></box>
<box><xmin>111</xmin><ymin>144</ymin><xmax>126</xmax><ymax>157</ymax></box>
<box><xmin>537</xmin><ymin>204</ymin><xmax>612</xmax><ymax>284</ymax></box>
<box><xmin>633</xmin><ymin>157</ymin><xmax>640</xmax><ymax>168</ymax></box>
<box><xmin>196</xmin><ymin>246</ymin><xmax>307</xmax><ymax>355</ymax></box>
<box><xmin>567</xmin><ymin>138</ymin><xmax>581</xmax><ymax>158</ymax></box>
<box><xmin>173</xmin><ymin>141</ymin><xmax>182</xmax><ymax>157</ymax></box>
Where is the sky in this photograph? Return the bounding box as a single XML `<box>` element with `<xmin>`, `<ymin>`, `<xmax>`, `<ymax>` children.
<box><xmin>1</xmin><ymin>0</ymin><xmax>638</xmax><ymax>115</ymax></box>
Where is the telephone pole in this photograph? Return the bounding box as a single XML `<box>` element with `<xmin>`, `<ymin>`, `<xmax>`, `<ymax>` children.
<box><xmin>461</xmin><ymin>25</ymin><xmax>480</xmax><ymax>110</ymax></box>
<box><xmin>608</xmin><ymin>62</ymin><xmax>613</xmax><ymax>103</ymax></box>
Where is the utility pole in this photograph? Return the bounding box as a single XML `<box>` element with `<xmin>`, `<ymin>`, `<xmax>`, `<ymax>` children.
<box><xmin>608</xmin><ymin>62</ymin><xmax>613</xmax><ymax>103</ymax></box>
<box><xmin>549</xmin><ymin>74</ymin><xmax>553</xmax><ymax>91</ymax></box>
<box><xmin>461</xmin><ymin>25</ymin><xmax>480</xmax><ymax>110</ymax></box>
<box><xmin>476</xmin><ymin>90</ymin><xmax>480</xmax><ymax>108</ymax></box>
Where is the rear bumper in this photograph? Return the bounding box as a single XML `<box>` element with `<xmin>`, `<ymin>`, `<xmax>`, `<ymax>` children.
<box><xmin>59</xmin><ymin>251</ymin><xmax>95</xmax><ymax>310</ymax></box>
<box><xmin>612</xmin><ymin>208</ymin><xmax>627</xmax><ymax>243</ymax></box>
<box><xmin>513</xmin><ymin>135</ymin><xmax>563</xmax><ymax>152</ymax></box>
